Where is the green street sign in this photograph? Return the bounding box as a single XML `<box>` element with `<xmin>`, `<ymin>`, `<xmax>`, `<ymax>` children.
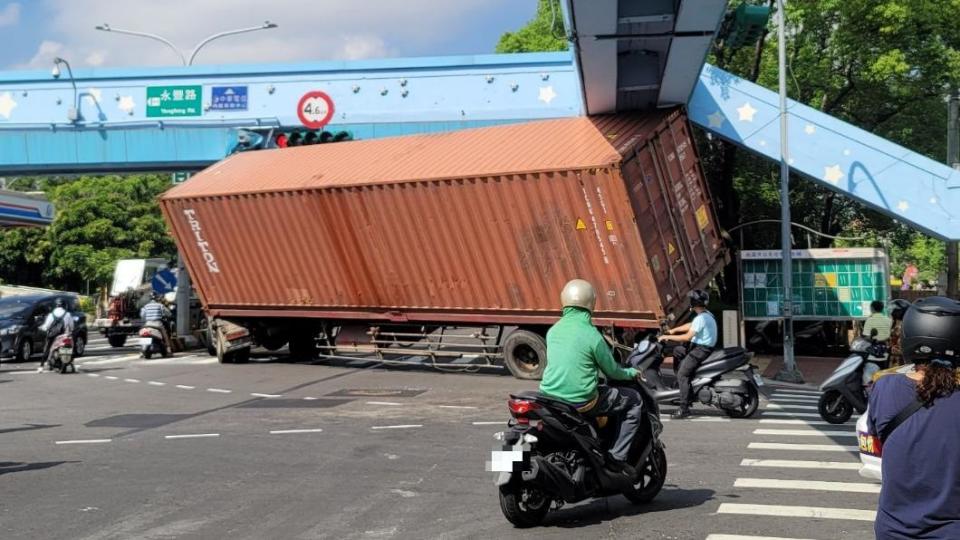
<box><xmin>147</xmin><ymin>85</ymin><xmax>202</xmax><ymax>117</ymax></box>
<box><xmin>171</xmin><ymin>172</ymin><xmax>191</xmax><ymax>184</ymax></box>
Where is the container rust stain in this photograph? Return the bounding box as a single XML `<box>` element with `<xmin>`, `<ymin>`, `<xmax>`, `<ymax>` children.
<box><xmin>160</xmin><ymin>109</ymin><xmax>726</xmax><ymax>327</ymax></box>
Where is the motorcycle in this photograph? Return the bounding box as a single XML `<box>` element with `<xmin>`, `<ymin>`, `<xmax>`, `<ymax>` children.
<box><xmin>490</xmin><ymin>381</ymin><xmax>666</xmax><ymax>528</ymax></box>
<box><xmin>818</xmin><ymin>332</ymin><xmax>888</xmax><ymax>424</ymax></box>
<box><xmin>138</xmin><ymin>320</ymin><xmax>170</xmax><ymax>359</ymax></box>
<box><xmin>627</xmin><ymin>337</ymin><xmax>762</xmax><ymax>418</ymax></box>
<box><xmin>46</xmin><ymin>334</ymin><xmax>76</xmax><ymax>374</ymax></box>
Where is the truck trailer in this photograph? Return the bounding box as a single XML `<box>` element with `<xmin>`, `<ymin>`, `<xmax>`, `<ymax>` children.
<box><xmin>160</xmin><ymin>108</ymin><xmax>726</xmax><ymax>379</ymax></box>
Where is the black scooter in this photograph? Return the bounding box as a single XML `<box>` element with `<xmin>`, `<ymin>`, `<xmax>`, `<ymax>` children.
<box><xmin>627</xmin><ymin>337</ymin><xmax>761</xmax><ymax>418</ymax></box>
<box><xmin>491</xmin><ymin>381</ymin><xmax>666</xmax><ymax>528</ymax></box>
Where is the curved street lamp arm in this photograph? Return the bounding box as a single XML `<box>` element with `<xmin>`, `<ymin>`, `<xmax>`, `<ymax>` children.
<box><xmin>187</xmin><ymin>22</ymin><xmax>277</xmax><ymax>65</ymax></box>
<box><xmin>95</xmin><ymin>25</ymin><xmax>186</xmax><ymax>65</ymax></box>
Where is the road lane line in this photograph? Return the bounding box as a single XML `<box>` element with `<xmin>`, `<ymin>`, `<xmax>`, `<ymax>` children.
<box><xmin>251</xmin><ymin>393</ymin><xmax>282</xmax><ymax>398</ymax></box>
<box><xmin>77</xmin><ymin>354</ymin><xmax>140</xmax><ymax>366</ymax></box>
<box><xmin>748</xmin><ymin>442</ymin><xmax>859</xmax><ymax>452</ymax></box>
<box><xmin>105</xmin><ymin>376</ymin><xmax>119</xmax><ymax>380</ymax></box>
<box><xmin>766</xmin><ymin>403</ymin><xmax>818</xmax><ymax>411</ymax></box>
<box><xmin>437</xmin><ymin>405</ymin><xmax>478</xmax><ymax>410</ymax></box>
<box><xmin>165</xmin><ymin>433</ymin><xmax>220</xmax><ymax>440</ymax></box>
<box><xmin>124</xmin><ymin>378</ymin><xmax>141</xmax><ymax>383</ymax></box>
<box><xmin>55</xmin><ymin>439</ymin><xmax>111</xmax><ymax>445</ymax></box>
<box><xmin>367</xmin><ymin>401</ymin><xmax>402</xmax><ymax>406</ymax></box>
<box><xmin>148</xmin><ymin>381</ymin><xmax>166</xmax><ymax>386</ymax></box>
<box><xmin>740</xmin><ymin>459</ymin><xmax>860</xmax><ymax>470</ymax></box>
<box><xmin>175</xmin><ymin>385</ymin><xmax>195</xmax><ymax>390</ymax></box>
<box><xmin>471</xmin><ymin>421</ymin><xmax>506</xmax><ymax>425</ymax></box>
<box><xmin>735</xmin><ymin>477</ymin><xmax>880</xmax><ymax>493</ymax></box>
<box><xmin>753</xmin><ymin>429</ymin><xmax>857</xmax><ymax>438</ymax></box>
<box><xmin>717</xmin><ymin>503</ymin><xmax>875</xmax><ymax>521</ymax></box>
<box><xmin>303</xmin><ymin>397</ymin><xmax>317</xmax><ymax>400</ymax></box>
<box><xmin>371</xmin><ymin>424</ymin><xmax>422</xmax><ymax>430</ymax></box>
<box><xmin>207</xmin><ymin>388</ymin><xmax>232</xmax><ymax>394</ymax></box>
<box><xmin>86</xmin><ymin>373</ymin><xmax>100</xmax><ymax>378</ymax></box>
<box><xmin>707</xmin><ymin>535</ymin><xmax>816</xmax><ymax>540</ymax></box>
<box><xmin>759</xmin><ymin>419</ymin><xmax>832</xmax><ymax>426</ymax></box>
<box><xmin>269</xmin><ymin>428</ymin><xmax>324</xmax><ymax>435</ymax></box>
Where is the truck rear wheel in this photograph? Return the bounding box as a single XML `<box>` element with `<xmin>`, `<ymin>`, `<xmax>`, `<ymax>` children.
<box><xmin>502</xmin><ymin>330</ymin><xmax>547</xmax><ymax>380</ymax></box>
<box><xmin>108</xmin><ymin>334</ymin><xmax>127</xmax><ymax>348</ymax></box>
<box><xmin>288</xmin><ymin>333</ymin><xmax>317</xmax><ymax>360</ymax></box>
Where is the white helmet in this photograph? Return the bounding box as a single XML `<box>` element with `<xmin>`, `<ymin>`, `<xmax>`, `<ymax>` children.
<box><xmin>560</xmin><ymin>279</ymin><xmax>596</xmax><ymax>312</ymax></box>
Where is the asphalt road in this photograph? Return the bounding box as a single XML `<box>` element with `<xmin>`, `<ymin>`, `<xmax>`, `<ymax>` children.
<box><xmin>0</xmin><ymin>335</ymin><xmax>878</xmax><ymax>540</ymax></box>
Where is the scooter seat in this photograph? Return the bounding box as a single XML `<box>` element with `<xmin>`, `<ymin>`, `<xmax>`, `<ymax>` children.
<box><xmin>698</xmin><ymin>347</ymin><xmax>748</xmax><ymax>372</ymax></box>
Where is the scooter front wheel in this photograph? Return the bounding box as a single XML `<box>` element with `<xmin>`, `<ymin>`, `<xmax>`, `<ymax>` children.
<box><xmin>818</xmin><ymin>390</ymin><xmax>853</xmax><ymax>424</ymax></box>
<box><xmin>624</xmin><ymin>443</ymin><xmax>667</xmax><ymax>504</ymax></box>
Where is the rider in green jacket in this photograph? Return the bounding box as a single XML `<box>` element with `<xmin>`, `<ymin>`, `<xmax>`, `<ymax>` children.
<box><xmin>539</xmin><ymin>279</ymin><xmax>644</xmax><ymax>471</ymax></box>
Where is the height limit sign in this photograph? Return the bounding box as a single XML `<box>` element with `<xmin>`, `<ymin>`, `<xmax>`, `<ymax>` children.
<box><xmin>297</xmin><ymin>91</ymin><xmax>335</xmax><ymax>129</ymax></box>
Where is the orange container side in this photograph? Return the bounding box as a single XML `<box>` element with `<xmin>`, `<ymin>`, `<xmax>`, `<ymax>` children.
<box><xmin>161</xmin><ymin>109</ymin><xmax>726</xmax><ymax>328</ymax></box>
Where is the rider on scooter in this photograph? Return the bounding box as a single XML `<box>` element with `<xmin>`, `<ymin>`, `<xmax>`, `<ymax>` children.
<box><xmin>656</xmin><ymin>289</ymin><xmax>717</xmax><ymax>419</ymax></box>
<box><xmin>39</xmin><ymin>298</ymin><xmax>74</xmax><ymax>372</ymax></box>
<box><xmin>538</xmin><ymin>279</ymin><xmax>645</xmax><ymax>479</ymax></box>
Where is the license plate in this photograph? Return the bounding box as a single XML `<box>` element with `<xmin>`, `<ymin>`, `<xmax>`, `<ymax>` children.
<box><xmin>138</xmin><ymin>338</ymin><xmax>153</xmax><ymax>346</ymax></box>
<box><xmin>488</xmin><ymin>450</ymin><xmax>524</xmax><ymax>472</ymax></box>
<box><xmin>752</xmin><ymin>371</ymin><xmax>765</xmax><ymax>386</ymax></box>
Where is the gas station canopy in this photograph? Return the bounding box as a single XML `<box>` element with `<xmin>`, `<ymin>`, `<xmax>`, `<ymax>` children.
<box><xmin>0</xmin><ymin>189</ymin><xmax>54</xmax><ymax>227</ymax></box>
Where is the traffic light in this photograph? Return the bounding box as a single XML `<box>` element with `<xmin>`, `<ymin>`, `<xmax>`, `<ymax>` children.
<box><xmin>273</xmin><ymin>129</ymin><xmax>353</xmax><ymax>148</ymax></box>
<box><xmin>719</xmin><ymin>3</ymin><xmax>771</xmax><ymax>50</ymax></box>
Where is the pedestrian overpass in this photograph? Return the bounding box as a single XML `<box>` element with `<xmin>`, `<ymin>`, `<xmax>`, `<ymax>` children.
<box><xmin>0</xmin><ymin>0</ymin><xmax>958</xmax><ymax>240</ymax></box>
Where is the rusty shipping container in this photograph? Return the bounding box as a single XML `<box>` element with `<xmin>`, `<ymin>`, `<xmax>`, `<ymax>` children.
<box><xmin>161</xmin><ymin>108</ymin><xmax>725</xmax><ymax>340</ymax></box>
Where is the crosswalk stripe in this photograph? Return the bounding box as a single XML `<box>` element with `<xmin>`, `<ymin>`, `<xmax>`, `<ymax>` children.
<box><xmin>770</xmin><ymin>397</ymin><xmax>820</xmax><ymax>403</ymax></box>
<box><xmin>762</xmin><ymin>411</ymin><xmax>839</xmax><ymax>419</ymax></box>
<box><xmin>716</xmin><ymin>503</ymin><xmax>875</xmax><ymax>521</ymax></box>
<box><xmin>753</xmin><ymin>429</ymin><xmax>857</xmax><ymax>438</ymax></box>
<box><xmin>706</xmin><ymin>535</ymin><xmax>816</xmax><ymax>540</ymax></box>
<box><xmin>766</xmin><ymin>403</ymin><xmax>818</xmax><ymax>411</ymax></box>
<box><xmin>734</xmin><ymin>477</ymin><xmax>880</xmax><ymax>493</ymax></box>
<box><xmin>759</xmin><ymin>419</ymin><xmax>833</xmax><ymax>426</ymax></box>
<box><xmin>691</xmin><ymin>417</ymin><xmax>731</xmax><ymax>423</ymax></box>
<box><xmin>740</xmin><ymin>459</ymin><xmax>860</xmax><ymax>470</ymax></box>
<box><xmin>770</xmin><ymin>389</ymin><xmax>821</xmax><ymax>396</ymax></box>
<box><xmin>748</xmin><ymin>442</ymin><xmax>859</xmax><ymax>452</ymax></box>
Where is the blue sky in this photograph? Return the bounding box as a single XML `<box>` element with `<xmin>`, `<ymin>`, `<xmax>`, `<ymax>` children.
<box><xmin>0</xmin><ymin>1</ymin><xmax>537</xmax><ymax>70</ymax></box>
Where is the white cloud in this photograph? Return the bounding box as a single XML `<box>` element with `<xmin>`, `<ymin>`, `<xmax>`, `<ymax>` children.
<box><xmin>20</xmin><ymin>40</ymin><xmax>64</xmax><ymax>69</ymax></box>
<box><xmin>20</xmin><ymin>0</ymin><xmax>515</xmax><ymax>68</ymax></box>
<box><xmin>0</xmin><ymin>3</ymin><xmax>20</xmax><ymax>27</ymax></box>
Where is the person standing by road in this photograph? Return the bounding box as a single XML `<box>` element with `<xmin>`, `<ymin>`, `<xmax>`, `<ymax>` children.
<box><xmin>867</xmin><ymin>296</ymin><xmax>960</xmax><ymax>539</ymax></box>
<box><xmin>658</xmin><ymin>289</ymin><xmax>717</xmax><ymax>419</ymax></box>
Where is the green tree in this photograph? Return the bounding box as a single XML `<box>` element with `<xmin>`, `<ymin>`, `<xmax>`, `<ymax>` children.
<box><xmin>0</xmin><ymin>174</ymin><xmax>175</xmax><ymax>292</ymax></box>
<box><xmin>496</xmin><ymin>0</ymin><xmax>568</xmax><ymax>54</ymax></box>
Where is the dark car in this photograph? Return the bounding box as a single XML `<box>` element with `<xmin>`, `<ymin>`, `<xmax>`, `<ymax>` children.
<box><xmin>0</xmin><ymin>294</ymin><xmax>88</xmax><ymax>363</ymax></box>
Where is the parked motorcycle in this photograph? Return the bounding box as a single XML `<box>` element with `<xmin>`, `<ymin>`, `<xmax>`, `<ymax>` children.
<box><xmin>46</xmin><ymin>334</ymin><xmax>76</xmax><ymax>374</ymax></box>
<box><xmin>627</xmin><ymin>337</ymin><xmax>761</xmax><ymax>418</ymax></box>
<box><xmin>490</xmin><ymin>381</ymin><xmax>666</xmax><ymax>528</ymax></box>
<box><xmin>138</xmin><ymin>320</ymin><xmax>170</xmax><ymax>359</ymax></box>
<box><xmin>818</xmin><ymin>332</ymin><xmax>888</xmax><ymax>424</ymax></box>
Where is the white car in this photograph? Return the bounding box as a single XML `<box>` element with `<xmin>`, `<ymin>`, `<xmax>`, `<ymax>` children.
<box><xmin>857</xmin><ymin>363</ymin><xmax>917</xmax><ymax>481</ymax></box>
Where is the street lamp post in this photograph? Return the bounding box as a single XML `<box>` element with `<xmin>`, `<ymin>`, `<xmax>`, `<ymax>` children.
<box><xmin>94</xmin><ymin>21</ymin><xmax>278</xmax><ymax>343</ymax></box>
<box><xmin>51</xmin><ymin>57</ymin><xmax>80</xmax><ymax>123</ymax></box>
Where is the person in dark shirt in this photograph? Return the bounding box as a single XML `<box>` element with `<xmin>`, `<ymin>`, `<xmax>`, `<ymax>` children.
<box><xmin>867</xmin><ymin>296</ymin><xmax>960</xmax><ymax>540</ymax></box>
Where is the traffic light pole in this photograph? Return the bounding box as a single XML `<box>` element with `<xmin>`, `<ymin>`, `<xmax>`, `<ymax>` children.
<box><xmin>775</xmin><ymin>0</ymin><xmax>803</xmax><ymax>383</ymax></box>
<box><xmin>947</xmin><ymin>90</ymin><xmax>959</xmax><ymax>298</ymax></box>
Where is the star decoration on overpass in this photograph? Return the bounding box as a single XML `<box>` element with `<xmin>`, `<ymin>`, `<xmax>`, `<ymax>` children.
<box><xmin>804</xmin><ymin>123</ymin><xmax>816</xmax><ymax>135</ymax></box>
<box><xmin>824</xmin><ymin>164</ymin><xmax>845</xmax><ymax>185</ymax></box>
<box><xmin>897</xmin><ymin>200</ymin><xmax>909</xmax><ymax>212</ymax></box>
<box><xmin>0</xmin><ymin>92</ymin><xmax>17</xmax><ymax>119</ymax></box>
<box><xmin>707</xmin><ymin>111</ymin><xmax>725</xmax><ymax>128</ymax></box>
<box><xmin>538</xmin><ymin>86</ymin><xmax>557</xmax><ymax>104</ymax></box>
<box><xmin>737</xmin><ymin>102</ymin><xmax>757</xmax><ymax>122</ymax></box>
<box><xmin>118</xmin><ymin>96</ymin><xmax>136</xmax><ymax>115</ymax></box>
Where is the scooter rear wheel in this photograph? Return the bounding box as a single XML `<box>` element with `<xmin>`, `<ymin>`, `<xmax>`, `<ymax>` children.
<box><xmin>818</xmin><ymin>390</ymin><xmax>854</xmax><ymax>424</ymax></box>
<box><xmin>498</xmin><ymin>483</ymin><xmax>551</xmax><ymax>528</ymax></box>
<box><xmin>724</xmin><ymin>381</ymin><xmax>760</xmax><ymax>419</ymax></box>
<box><xmin>624</xmin><ymin>443</ymin><xmax>667</xmax><ymax>504</ymax></box>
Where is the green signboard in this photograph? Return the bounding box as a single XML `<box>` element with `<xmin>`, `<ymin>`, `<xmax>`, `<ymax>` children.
<box><xmin>740</xmin><ymin>248</ymin><xmax>890</xmax><ymax>320</ymax></box>
<box><xmin>146</xmin><ymin>85</ymin><xmax>202</xmax><ymax>117</ymax></box>
<box><xmin>171</xmin><ymin>172</ymin><xmax>191</xmax><ymax>184</ymax></box>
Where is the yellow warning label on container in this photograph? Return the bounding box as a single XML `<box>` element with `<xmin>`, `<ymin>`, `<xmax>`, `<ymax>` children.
<box><xmin>814</xmin><ymin>273</ymin><xmax>838</xmax><ymax>288</ymax></box>
<box><xmin>668</xmin><ymin>242</ymin><xmax>676</xmax><ymax>255</ymax></box>
<box><xmin>576</xmin><ymin>219</ymin><xmax>587</xmax><ymax>231</ymax></box>
<box><xmin>605</xmin><ymin>220</ymin><xmax>614</xmax><ymax>231</ymax></box>
<box><xmin>696</xmin><ymin>205</ymin><xmax>709</xmax><ymax>230</ymax></box>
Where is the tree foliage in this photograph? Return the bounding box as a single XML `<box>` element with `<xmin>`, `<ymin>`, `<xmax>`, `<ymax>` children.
<box><xmin>495</xmin><ymin>0</ymin><xmax>568</xmax><ymax>54</ymax></box>
<box><xmin>0</xmin><ymin>175</ymin><xmax>175</xmax><ymax>292</ymax></box>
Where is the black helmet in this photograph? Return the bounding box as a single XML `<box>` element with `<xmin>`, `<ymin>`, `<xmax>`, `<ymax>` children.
<box><xmin>54</xmin><ymin>298</ymin><xmax>65</xmax><ymax>308</ymax></box>
<box><xmin>688</xmin><ymin>289</ymin><xmax>709</xmax><ymax>308</ymax></box>
<box><xmin>900</xmin><ymin>296</ymin><xmax>960</xmax><ymax>366</ymax></box>
<box><xmin>889</xmin><ymin>299</ymin><xmax>911</xmax><ymax>321</ymax></box>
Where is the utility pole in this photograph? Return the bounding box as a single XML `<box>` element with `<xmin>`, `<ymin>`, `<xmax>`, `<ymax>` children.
<box><xmin>947</xmin><ymin>90</ymin><xmax>959</xmax><ymax>298</ymax></box>
<box><xmin>775</xmin><ymin>0</ymin><xmax>802</xmax><ymax>383</ymax></box>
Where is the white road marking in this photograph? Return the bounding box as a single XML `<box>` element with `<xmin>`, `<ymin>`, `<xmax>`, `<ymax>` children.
<box><xmin>55</xmin><ymin>439</ymin><xmax>111</xmax><ymax>445</ymax></box>
<box><xmin>207</xmin><ymin>388</ymin><xmax>232</xmax><ymax>394</ymax></box>
<box><xmin>753</xmin><ymin>429</ymin><xmax>857</xmax><ymax>438</ymax></box>
<box><xmin>303</xmin><ymin>397</ymin><xmax>317</xmax><ymax>401</ymax></box>
<box><xmin>735</xmin><ymin>477</ymin><xmax>880</xmax><ymax>493</ymax></box>
<box><xmin>707</xmin><ymin>535</ymin><xmax>816</xmax><ymax>540</ymax></box>
<box><xmin>759</xmin><ymin>419</ymin><xmax>833</xmax><ymax>426</ymax></box>
<box><xmin>269</xmin><ymin>428</ymin><xmax>324</xmax><ymax>435</ymax></box>
<box><xmin>367</xmin><ymin>401</ymin><xmax>402</xmax><ymax>406</ymax></box>
<box><xmin>86</xmin><ymin>373</ymin><xmax>100</xmax><ymax>378</ymax></box>
<box><xmin>748</xmin><ymin>442</ymin><xmax>859</xmax><ymax>452</ymax></box>
<box><xmin>717</xmin><ymin>503</ymin><xmax>876</xmax><ymax>521</ymax></box>
<box><xmin>771</xmin><ymin>397</ymin><xmax>820</xmax><ymax>403</ymax></box>
<box><xmin>124</xmin><ymin>378</ymin><xmax>140</xmax><ymax>383</ymax></box>
<box><xmin>371</xmin><ymin>424</ymin><xmax>423</xmax><ymax>430</ymax></box>
<box><xmin>165</xmin><ymin>433</ymin><xmax>220</xmax><ymax>440</ymax></box>
<box><xmin>471</xmin><ymin>421</ymin><xmax>506</xmax><ymax>425</ymax></box>
<box><xmin>437</xmin><ymin>405</ymin><xmax>478</xmax><ymax>410</ymax></box>
<box><xmin>148</xmin><ymin>381</ymin><xmax>166</xmax><ymax>386</ymax></box>
<box><xmin>78</xmin><ymin>354</ymin><xmax>140</xmax><ymax>366</ymax></box>
<box><xmin>766</xmin><ymin>403</ymin><xmax>818</xmax><ymax>411</ymax></box>
<box><xmin>105</xmin><ymin>376</ymin><xmax>119</xmax><ymax>380</ymax></box>
<box><xmin>762</xmin><ymin>411</ymin><xmax>833</xmax><ymax>419</ymax></box>
<box><xmin>251</xmin><ymin>393</ymin><xmax>282</xmax><ymax>398</ymax></box>
<box><xmin>770</xmin><ymin>389</ymin><xmax>821</xmax><ymax>396</ymax></box>
<box><xmin>740</xmin><ymin>459</ymin><xmax>860</xmax><ymax>470</ymax></box>
<box><xmin>175</xmin><ymin>385</ymin><xmax>195</xmax><ymax>390</ymax></box>
<box><xmin>691</xmin><ymin>417</ymin><xmax>731</xmax><ymax>423</ymax></box>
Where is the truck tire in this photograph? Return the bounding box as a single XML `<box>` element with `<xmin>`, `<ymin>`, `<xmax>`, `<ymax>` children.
<box><xmin>216</xmin><ymin>335</ymin><xmax>232</xmax><ymax>364</ymax></box>
<box><xmin>502</xmin><ymin>330</ymin><xmax>547</xmax><ymax>380</ymax></box>
<box><xmin>288</xmin><ymin>333</ymin><xmax>317</xmax><ymax>360</ymax></box>
<box><xmin>108</xmin><ymin>334</ymin><xmax>127</xmax><ymax>348</ymax></box>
